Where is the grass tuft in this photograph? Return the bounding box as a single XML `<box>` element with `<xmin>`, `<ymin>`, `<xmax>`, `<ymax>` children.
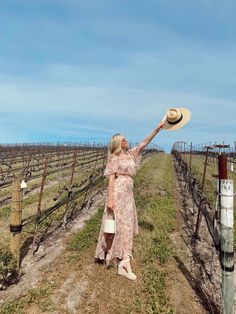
<box><xmin>67</xmin><ymin>207</ymin><xmax>104</xmax><ymax>251</ymax></box>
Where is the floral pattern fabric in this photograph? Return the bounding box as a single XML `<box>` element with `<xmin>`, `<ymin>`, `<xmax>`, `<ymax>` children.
<box><xmin>94</xmin><ymin>143</ymin><xmax>143</xmax><ymax>265</ymax></box>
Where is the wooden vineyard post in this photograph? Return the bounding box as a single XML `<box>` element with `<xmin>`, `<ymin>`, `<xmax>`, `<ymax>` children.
<box><xmin>9</xmin><ymin>176</ymin><xmax>23</xmax><ymax>271</ymax></box>
<box><xmin>194</xmin><ymin>146</ymin><xmax>212</xmax><ymax>238</ymax></box>
<box><xmin>32</xmin><ymin>157</ymin><xmax>48</xmax><ymax>255</ymax></box>
<box><xmin>81</xmin><ymin>149</ymin><xmax>101</xmax><ymax>211</ymax></box>
<box><xmin>69</xmin><ymin>150</ymin><xmax>77</xmax><ymax>187</ymax></box>
<box><xmin>183</xmin><ymin>142</ymin><xmax>186</xmax><ymax>163</ymax></box>
<box><xmin>189</xmin><ymin>142</ymin><xmax>192</xmax><ymax>172</ymax></box>
<box><xmin>62</xmin><ymin>150</ymin><xmax>77</xmax><ymax>229</ymax></box>
<box><xmin>37</xmin><ymin>157</ymin><xmax>49</xmax><ymax>213</ymax></box>
<box><xmin>219</xmin><ymin>154</ymin><xmax>234</xmax><ymax>314</ymax></box>
<box><xmin>102</xmin><ymin>149</ymin><xmax>106</xmax><ymax>172</ymax></box>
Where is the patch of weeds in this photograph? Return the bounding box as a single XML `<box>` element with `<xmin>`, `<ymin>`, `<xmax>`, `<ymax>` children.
<box><xmin>0</xmin><ymin>246</ymin><xmax>17</xmax><ymax>290</ymax></box>
<box><xmin>67</xmin><ymin>206</ymin><xmax>104</xmax><ymax>251</ymax></box>
<box><xmin>133</xmin><ymin>154</ymin><xmax>176</xmax><ymax>313</ymax></box>
<box><xmin>0</xmin><ymin>206</ymin><xmax>11</xmax><ymax>220</ymax></box>
<box><xmin>138</xmin><ymin>219</ymin><xmax>154</xmax><ymax>231</ymax></box>
<box><xmin>0</xmin><ymin>300</ymin><xmax>25</xmax><ymax>314</ymax></box>
<box><xmin>142</xmin><ymin>264</ymin><xmax>174</xmax><ymax>314</ymax></box>
<box><xmin>152</xmin><ymin>237</ymin><xmax>173</xmax><ymax>265</ymax></box>
<box><xmin>0</xmin><ymin>286</ymin><xmax>54</xmax><ymax>314</ymax></box>
<box><xmin>63</xmin><ymin>252</ymin><xmax>79</xmax><ymax>265</ymax></box>
<box><xmin>22</xmin><ymin>223</ymin><xmax>35</xmax><ymax>235</ymax></box>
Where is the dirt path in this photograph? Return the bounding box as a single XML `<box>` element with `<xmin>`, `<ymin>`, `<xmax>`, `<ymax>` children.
<box><xmin>0</xmin><ymin>153</ymin><xmax>214</xmax><ymax>314</ymax></box>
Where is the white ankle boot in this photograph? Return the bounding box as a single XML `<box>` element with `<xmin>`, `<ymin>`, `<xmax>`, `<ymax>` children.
<box><xmin>118</xmin><ymin>257</ymin><xmax>137</xmax><ymax>280</ymax></box>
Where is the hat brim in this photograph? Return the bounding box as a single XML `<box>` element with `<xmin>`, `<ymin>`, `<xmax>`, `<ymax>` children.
<box><xmin>163</xmin><ymin>108</ymin><xmax>191</xmax><ymax>131</ymax></box>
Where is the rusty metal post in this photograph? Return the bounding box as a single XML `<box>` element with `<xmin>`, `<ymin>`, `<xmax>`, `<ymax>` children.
<box><xmin>219</xmin><ymin>154</ymin><xmax>228</xmax><ymax>180</ymax></box>
<box><xmin>9</xmin><ymin>176</ymin><xmax>23</xmax><ymax>271</ymax></box>
<box><xmin>218</xmin><ymin>154</ymin><xmax>227</xmax><ymax>220</ymax></box>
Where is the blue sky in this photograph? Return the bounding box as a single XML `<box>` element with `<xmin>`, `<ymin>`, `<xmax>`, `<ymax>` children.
<box><xmin>0</xmin><ymin>0</ymin><xmax>235</xmax><ymax>152</ymax></box>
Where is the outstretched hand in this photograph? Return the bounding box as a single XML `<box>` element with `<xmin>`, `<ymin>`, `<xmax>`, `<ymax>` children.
<box><xmin>157</xmin><ymin>119</ymin><xmax>165</xmax><ymax>131</ymax></box>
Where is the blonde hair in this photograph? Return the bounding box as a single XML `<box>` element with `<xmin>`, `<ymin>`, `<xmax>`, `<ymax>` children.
<box><xmin>108</xmin><ymin>133</ymin><xmax>124</xmax><ymax>155</ymax></box>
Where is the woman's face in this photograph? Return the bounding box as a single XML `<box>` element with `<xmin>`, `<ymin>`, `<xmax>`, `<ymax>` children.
<box><xmin>121</xmin><ymin>136</ymin><xmax>129</xmax><ymax>149</ymax></box>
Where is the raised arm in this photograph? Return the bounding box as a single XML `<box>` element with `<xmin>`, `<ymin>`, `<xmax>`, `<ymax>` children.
<box><xmin>137</xmin><ymin>119</ymin><xmax>165</xmax><ymax>153</ymax></box>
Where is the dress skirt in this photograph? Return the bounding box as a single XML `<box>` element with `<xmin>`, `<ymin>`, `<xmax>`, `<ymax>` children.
<box><xmin>94</xmin><ymin>174</ymin><xmax>139</xmax><ymax>265</ymax></box>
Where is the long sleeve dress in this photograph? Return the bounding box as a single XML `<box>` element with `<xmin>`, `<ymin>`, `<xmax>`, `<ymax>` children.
<box><xmin>94</xmin><ymin>143</ymin><xmax>143</xmax><ymax>266</ymax></box>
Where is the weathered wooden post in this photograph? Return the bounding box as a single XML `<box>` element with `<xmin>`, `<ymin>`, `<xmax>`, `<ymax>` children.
<box><xmin>69</xmin><ymin>150</ymin><xmax>77</xmax><ymax>187</ymax></box>
<box><xmin>194</xmin><ymin>146</ymin><xmax>212</xmax><ymax>238</ymax></box>
<box><xmin>183</xmin><ymin>142</ymin><xmax>186</xmax><ymax>163</ymax></box>
<box><xmin>219</xmin><ymin>153</ymin><xmax>234</xmax><ymax>314</ymax></box>
<box><xmin>32</xmin><ymin>157</ymin><xmax>48</xmax><ymax>254</ymax></box>
<box><xmin>37</xmin><ymin>157</ymin><xmax>49</xmax><ymax>213</ymax></box>
<box><xmin>62</xmin><ymin>150</ymin><xmax>77</xmax><ymax>229</ymax></box>
<box><xmin>189</xmin><ymin>142</ymin><xmax>192</xmax><ymax>172</ymax></box>
<box><xmin>9</xmin><ymin>176</ymin><xmax>23</xmax><ymax>271</ymax></box>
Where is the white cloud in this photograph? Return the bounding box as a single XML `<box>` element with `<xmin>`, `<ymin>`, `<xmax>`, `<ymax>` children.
<box><xmin>0</xmin><ymin>0</ymin><xmax>235</xmax><ymax>150</ymax></box>
<box><xmin>0</xmin><ymin>71</ymin><xmax>235</xmax><ymax>150</ymax></box>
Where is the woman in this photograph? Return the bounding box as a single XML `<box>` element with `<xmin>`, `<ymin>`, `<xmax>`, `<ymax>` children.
<box><xmin>94</xmin><ymin>119</ymin><xmax>165</xmax><ymax>280</ymax></box>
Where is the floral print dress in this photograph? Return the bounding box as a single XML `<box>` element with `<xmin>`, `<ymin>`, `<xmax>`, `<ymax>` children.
<box><xmin>94</xmin><ymin>143</ymin><xmax>143</xmax><ymax>266</ymax></box>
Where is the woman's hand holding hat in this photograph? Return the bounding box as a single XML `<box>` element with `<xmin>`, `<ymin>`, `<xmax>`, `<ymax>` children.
<box><xmin>161</xmin><ymin>107</ymin><xmax>191</xmax><ymax>131</ymax></box>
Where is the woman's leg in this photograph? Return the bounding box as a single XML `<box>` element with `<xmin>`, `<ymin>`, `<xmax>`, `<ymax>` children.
<box><xmin>104</xmin><ymin>233</ymin><xmax>120</xmax><ymax>267</ymax></box>
<box><xmin>104</xmin><ymin>233</ymin><xmax>114</xmax><ymax>250</ymax></box>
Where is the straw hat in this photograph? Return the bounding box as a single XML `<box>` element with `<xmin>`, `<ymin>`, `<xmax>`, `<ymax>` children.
<box><xmin>162</xmin><ymin>108</ymin><xmax>191</xmax><ymax>131</ymax></box>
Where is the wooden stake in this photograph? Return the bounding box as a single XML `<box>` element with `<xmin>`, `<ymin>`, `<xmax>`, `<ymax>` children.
<box><xmin>194</xmin><ymin>146</ymin><xmax>210</xmax><ymax>238</ymax></box>
<box><xmin>9</xmin><ymin>176</ymin><xmax>23</xmax><ymax>271</ymax></box>
<box><xmin>189</xmin><ymin>142</ymin><xmax>192</xmax><ymax>171</ymax></box>
<box><xmin>37</xmin><ymin>157</ymin><xmax>48</xmax><ymax>213</ymax></box>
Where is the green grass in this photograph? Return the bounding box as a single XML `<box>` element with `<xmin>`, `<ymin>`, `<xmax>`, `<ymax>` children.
<box><xmin>0</xmin><ymin>285</ymin><xmax>55</xmax><ymax>314</ymax></box>
<box><xmin>67</xmin><ymin>206</ymin><xmax>104</xmax><ymax>251</ymax></box>
<box><xmin>0</xmin><ymin>206</ymin><xmax>11</xmax><ymax>220</ymax></box>
<box><xmin>133</xmin><ymin>153</ymin><xmax>176</xmax><ymax>313</ymax></box>
<box><xmin>0</xmin><ymin>153</ymin><xmax>177</xmax><ymax>314</ymax></box>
